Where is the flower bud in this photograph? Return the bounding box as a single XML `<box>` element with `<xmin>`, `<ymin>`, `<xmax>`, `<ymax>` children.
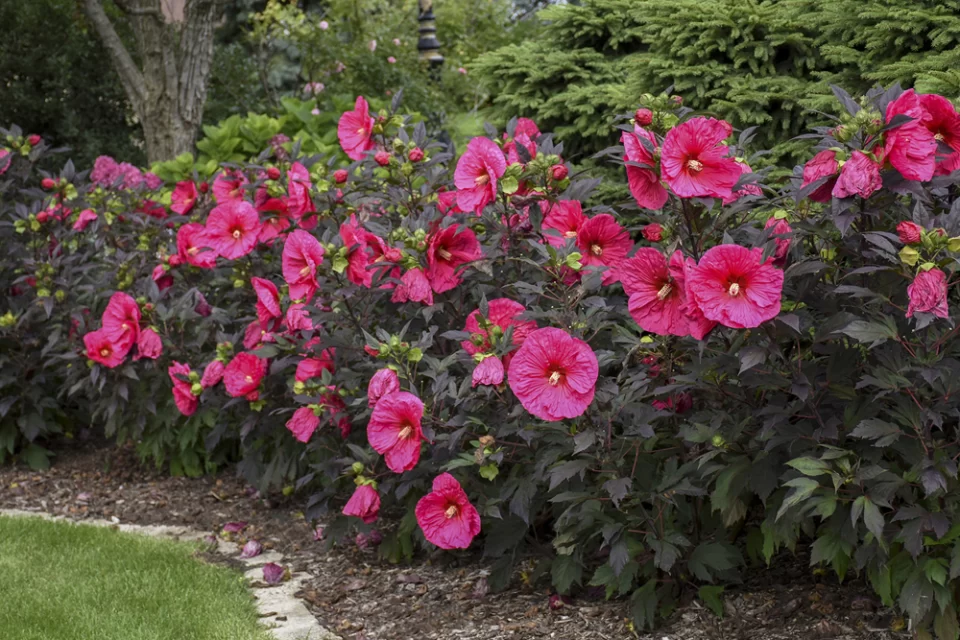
<box><xmin>642</xmin><ymin>223</ymin><xmax>663</xmax><ymax>242</ymax></box>
<box><xmin>408</xmin><ymin>147</ymin><xmax>424</xmax><ymax>163</ymax></box>
<box><xmin>41</xmin><ymin>178</ymin><xmax>56</xmax><ymax>190</ymax></box>
<box><xmin>351</xmin><ymin>461</ymin><xmax>364</xmax><ymax>475</ymax></box>
<box><xmin>27</xmin><ymin>134</ymin><xmax>41</xmax><ymax>146</ymax></box>
<box><xmin>899</xmin><ymin>245</ymin><xmax>920</xmax><ymax>266</ymax></box>
<box><xmin>374</xmin><ymin>151</ymin><xmax>391</xmax><ymax>167</ymax></box>
<box><xmin>266</xmin><ymin>167</ymin><xmax>281</xmax><ymax>180</ymax></box>
<box><xmin>832</xmin><ymin>124</ymin><xmax>853</xmax><ymax>143</ymax></box>
<box><xmin>711</xmin><ymin>435</ymin><xmax>726</xmax><ymax>448</ymax></box>
<box><xmin>293</xmin><ymin>381</ymin><xmax>306</xmax><ymax>394</ymax></box>
<box><xmin>333</xmin><ymin>169</ymin><xmax>348</xmax><ymax>184</ymax></box>
<box><xmin>634</xmin><ymin>108</ymin><xmax>654</xmax><ymax>127</ymax></box>
<box><xmin>550</xmin><ymin>164</ymin><xmax>568</xmax><ymax>181</ymax></box>
<box><xmin>190</xmin><ymin>382</ymin><xmax>203</xmax><ymax>396</ymax></box>
<box><xmin>36</xmin><ymin>211</ymin><xmax>49</xmax><ymax>223</ymax></box>
<box><xmin>54</xmin><ymin>290</ymin><xmax>65</xmax><ymax>302</ymax></box>
<box><xmin>199</xmin><ymin>181</ymin><xmax>209</xmax><ymax>193</ymax></box>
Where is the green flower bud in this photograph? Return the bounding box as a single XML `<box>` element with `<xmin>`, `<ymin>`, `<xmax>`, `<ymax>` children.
<box><xmin>54</xmin><ymin>290</ymin><xmax>65</xmax><ymax>302</ymax></box>
<box><xmin>711</xmin><ymin>435</ymin><xmax>726</xmax><ymax>448</ymax></box>
<box><xmin>190</xmin><ymin>382</ymin><xmax>203</xmax><ymax>396</ymax></box>
<box><xmin>351</xmin><ymin>462</ymin><xmax>364</xmax><ymax>475</ymax></box>
<box><xmin>407</xmin><ymin>347</ymin><xmax>423</xmax><ymax>363</ymax></box>
<box><xmin>899</xmin><ymin>246</ymin><xmax>920</xmax><ymax>266</ymax></box>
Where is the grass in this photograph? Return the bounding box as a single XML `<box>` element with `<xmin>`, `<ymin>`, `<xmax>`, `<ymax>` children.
<box><xmin>0</xmin><ymin>515</ymin><xmax>274</xmax><ymax>640</ymax></box>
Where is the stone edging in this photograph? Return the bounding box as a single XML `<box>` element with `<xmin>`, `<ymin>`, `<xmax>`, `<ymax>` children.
<box><xmin>0</xmin><ymin>508</ymin><xmax>339</xmax><ymax>640</ymax></box>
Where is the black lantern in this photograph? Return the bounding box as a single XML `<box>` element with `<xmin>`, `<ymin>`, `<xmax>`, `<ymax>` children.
<box><xmin>417</xmin><ymin>0</ymin><xmax>444</xmax><ymax>69</ymax></box>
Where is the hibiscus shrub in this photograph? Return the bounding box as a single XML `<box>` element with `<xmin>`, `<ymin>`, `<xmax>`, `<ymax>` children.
<box><xmin>7</xmin><ymin>85</ymin><xmax>960</xmax><ymax>637</ymax></box>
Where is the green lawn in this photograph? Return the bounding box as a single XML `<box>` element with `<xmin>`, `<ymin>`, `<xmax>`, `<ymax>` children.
<box><xmin>0</xmin><ymin>515</ymin><xmax>273</xmax><ymax>640</ymax></box>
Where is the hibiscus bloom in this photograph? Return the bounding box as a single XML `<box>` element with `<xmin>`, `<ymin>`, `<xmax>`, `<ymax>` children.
<box><xmin>541</xmin><ymin>200</ymin><xmax>586</xmax><ymax>246</ymax></box>
<box><xmin>340</xmin><ymin>215</ymin><xmax>373</xmax><ymax>287</ymax></box>
<box><xmin>472</xmin><ymin>355</ymin><xmax>504</xmax><ymax>387</ymax></box>
<box><xmin>801</xmin><ymin>150</ymin><xmax>839</xmax><ymax>203</ymax></box>
<box><xmin>622</xmin><ymin>127</ymin><xmax>668</xmax><ymax>210</ymax></box>
<box><xmin>257</xmin><ymin>215</ymin><xmax>291</xmax><ymax>245</ymax></box>
<box><xmin>337</xmin><ymin>96</ymin><xmax>375</xmax><ymax>161</ymax></box>
<box><xmin>343</xmin><ymin>485</ymin><xmax>380</xmax><ymax>524</ymax></box>
<box><xmin>206</xmin><ymin>201</ymin><xmax>262</xmax><ymax>260</ymax></box>
<box><xmin>885</xmin><ymin>89</ymin><xmax>937</xmax><ymax>183</ymax></box>
<box><xmin>213</xmin><ymin>170</ymin><xmax>248</xmax><ymax>203</ymax></box>
<box><xmin>461</xmin><ymin>298</ymin><xmax>537</xmax><ymax>357</ymax></box>
<box><xmin>168</xmin><ymin>362</ymin><xmax>199</xmax><ymax>416</ymax></box>
<box><xmin>171</xmin><ymin>181</ymin><xmax>199</xmax><ymax>215</ymax></box>
<box><xmin>223</xmin><ymin>352</ymin><xmax>268</xmax><ymax>399</ymax></box>
<box><xmin>454</xmin><ymin>137</ymin><xmax>507</xmax><ymax>214</ymax></box>
<box><xmin>722</xmin><ymin>160</ymin><xmax>762</xmax><ymax>205</ymax></box>
<box><xmin>363</xmin><ymin>231</ymin><xmax>403</xmax><ymax>288</ymax></box>
<box><xmin>367</xmin><ymin>391</ymin><xmax>426</xmax><ymax>473</ymax></box>
<box><xmin>72</xmin><ymin>209</ymin><xmax>98</xmax><ymax>231</ymax></box>
<box><xmin>686</xmin><ymin>245</ymin><xmax>784</xmax><ymax>329</ymax></box>
<box><xmin>177</xmin><ymin>223</ymin><xmax>217</xmax><ymax>269</ymax></box>
<box><xmin>507</xmin><ymin>327</ymin><xmax>598</xmax><ymax>421</ymax></box>
<box><xmin>577</xmin><ymin>214</ymin><xmax>632</xmax><ymax>286</ymax></box>
<box><xmin>437</xmin><ymin>189</ymin><xmax>462</xmax><ymax>215</ymax></box>
<box><xmin>680</xmin><ymin>257</ymin><xmax>718</xmax><ymax>340</ymax></box>
<box><xmin>391</xmin><ymin>268</ymin><xmax>434</xmax><ymax>305</ymax></box>
<box><xmin>287</xmin><ymin>162</ymin><xmax>316</xmax><ymax>227</ymax></box>
<box><xmin>295</xmin><ymin>349</ymin><xmax>335</xmax><ymax>383</ymax></box>
<box><xmin>135</xmin><ymin>328</ymin><xmax>162</xmax><ymax>360</ymax></box>
<box><xmin>832</xmin><ymin>151</ymin><xmax>882</xmax><ymax>199</ymax></box>
<box><xmin>415</xmin><ymin>473</ymin><xmax>481</xmax><ymax>550</ymax></box>
<box><xmin>84</xmin><ymin>329</ymin><xmax>127</xmax><ymax>368</ymax></box>
<box><xmin>251</xmin><ymin>277</ymin><xmax>282</xmax><ymax>329</ymax></box>
<box><xmin>660</xmin><ymin>117</ymin><xmax>740</xmax><ymax>199</ymax></box>
<box><xmin>201</xmin><ymin>360</ymin><xmax>225</xmax><ymax>388</ymax></box>
<box><xmin>368</xmin><ymin>368</ymin><xmax>400</xmax><ymax>407</ymax></box>
<box><xmin>906</xmin><ymin>268</ymin><xmax>949</xmax><ymax>319</ymax></box>
<box><xmin>619</xmin><ymin>249</ymin><xmax>689</xmax><ymax>337</ymax></box>
<box><xmin>282</xmin><ymin>230</ymin><xmax>325</xmax><ymax>301</ymax></box>
<box><xmin>426</xmin><ymin>225</ymin><xmax>483</xmax><ymax>293</ymax></box>
<box><xmin>101</xmin><ymin>292</ymin><xmax>140</xmax><ymax>348</ymax></box>
<box><xmin>286</xmin><ymin>407</ymin><xmax>320</xmax><ymax>443</ymax></box>
<box><xmin>0</xmin><ymin>149</ymin><xmax>11</xmax><ymax>175</ymax></box>
<box><xmin>919</xmin><ymin>94</ymin><xmax>960</xmax><ymax>175</ymax></box>
<box><xmin>284</xmin><ymin>303</ymin><xmax>314</xmax><ymax>333</ymax></box>
<box><xmin>764</xmin><ymin>217</ymin><xmax>792</xmax><ymax>266</ymax></box>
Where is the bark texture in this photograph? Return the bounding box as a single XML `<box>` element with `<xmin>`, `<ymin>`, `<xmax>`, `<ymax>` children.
<box><xmin>82</xmin><ymin>0</ymin><xmax>225</xmax><ymax>163</ymax></box>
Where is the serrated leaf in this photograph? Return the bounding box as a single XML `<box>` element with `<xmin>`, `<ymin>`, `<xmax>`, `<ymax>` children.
<box><xmin>698</xmin><ymin>585</ymin><xmax>725</xmax><ymax>618</ymax></box>
<box><xmin>551</xmin><ymin>554</ymin><xmax>582</xmax><ymax>594</ymax></box>
<box><xmin>786</xmin><ymin>457</ymin><xmax>830</xmax><ymax>477</ymax></box>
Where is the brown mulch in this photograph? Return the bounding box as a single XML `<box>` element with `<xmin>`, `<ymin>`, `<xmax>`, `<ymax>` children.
<box><xmin>0</xmin><ymin>440</ymin><xmax>907</xmax><ymax>640</ymax></box>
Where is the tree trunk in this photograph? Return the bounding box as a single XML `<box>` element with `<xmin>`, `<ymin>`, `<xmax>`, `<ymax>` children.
<box><xmin>82</xmin><ymin>0</ymin><xmax>225</xmax><ymax>163</ymax></box>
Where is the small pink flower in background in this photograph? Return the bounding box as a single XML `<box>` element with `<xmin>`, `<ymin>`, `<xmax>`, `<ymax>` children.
<box><xmin>368</xmin><ymin>368</ymin><xmax>400</xmax><ymax>407</ymax></box>
<box><xmin>472</xmin><ymin>355</ymin><xmax>504</xmax><ymax>387</ymax></box>
<box><xmin>764</xmin><ymin>217</ymin><xmax>792</xmax><ymax>266</ymax></box>
<box><xmin>337</xmin><ymin>96</ymin><xmax>375</xmax><ymax>161</ymax></box>
<box><xmin>454</xmin><ymin>137</ymin><xmax>506</xmax><ymax>213</ymax></box>
<box><xmin>619</xmin><ymin>249</ymin><xmax>689</xmax><ymax>337</ymax></box>
<box><xmin>205</xmin><ymin>201</ymin><xmax>261</xmax><ymax>260</ymax></box>
<box><xmin>201</xmin><ymin>360</ymin><xmax>225</xmax><ymax>388</ymax></box>
<box><xmin>660</xmin><ymin>117</ymin><xmax>740</xmax><ymax>199</ymax></box>
<box><xmin>907</xmin><ymin>268</ymin><xmax>949</xmax><ymax>319</ymax></box>
<box><xmin>415</xmin><ymin>473</ymin><xmax>481</xmax><ymax>549</ymax></box>
<box><xmin>286</xmin><ymin>407</ymin><xmax>320</xmax><ymax>443</ymax></box>
<box><xmin>622</xmin><ymin>127</ymin><xmax>668</xmax><ymax>210</ymax></box>
<box><xmin>801</xmin><ymin>150</ymin><xmax>839</xmax><ymax>203</ymax></box>
<box><xmin>222</xmin><ymin>521</ymin><xmax>248</xmax><ymax>534</ymax></box>
<box><xmin>369</xmin><ymin>39</ymin><xmax>377</xmax><ymax>51</ymax></box>
<box><xmin>223</xmin><ymin>353</ymin><xmax>268</xmax><ymax>398</ymax></box>
<box><xmin>168</xmin><ymin>362</ymin><xmax>198</xmax><ymax>416</ymax></box>
<box><xmin>507</xmin><ymin>327</ymin><xmax>598</xmax><ymax>421</ymax></box>
<box><xmin>135</xmin><ymin>328</ymin><xmax>162</xmax><ymax>360</ymax></box>
<box><xmin>343</xmin><ymin>485</ymin><xmax>380</xmax><ymax>523</ymax></box>
<box><xmin>335</xmin><ymin>61</ymin><xmax>346</xmax><ymax>73</ymax></box>
<box><xmin>311</xmin><ymin>108</ymin><xmax>321</xmax><ymax>116</ymax></box>
<box><xmin>72</xmin><ymin>209</ymin><xmax>98</xmax><ymax>231</ymax></box>
<box><xmin>284</xmin><ymin>303</ymin><xmax>314</xmax><ymax>333</ymax></box>
<box><xmin>303</xmin><ymin>82</ymin><xmax>325</xmax><ymax>95</ymax></box>
<box><xmin>367</xmin><ymin>391</ymin><xmax>426</xmax><ymax>473</ymax></box>
<box><xmin>541</xmin><ymin>200</ymin><xmax>585</xmax><ymax>246</ymax></box>
<box><xmin>287</xmin><ymin>161</ymin><xmax>316</xmax><ymax>227</ymax></box>
<box><xmin>686</xmin><ymin>244</ymin><xmax>784</xmax><ymax>329</ymax></box>
<box><xmin>576</xmin><ymin>214</ymin><xmax>632</xmax><ymax>285</ymax></box>
<box><xmin>458</xmin><ymin>67</ymin><xmax>467</xmax><ymax>75</ymax></box>
<box><xmin>897</xmin><ymin>221</ymin><xmax>923</xmax><ymax>245</ymax></box>
<box><xmin>461</xmin><ymin>298</ymin><xmax>537</xmax><ymax>358</ymax></box>
<box><xmin>387</xmin><ymin>56</ymin><xmax>397</xmax><ymax>64</ymax></box>
<box><xmin>832</xmin><ymin>151</ymin><xmax>882</xmax><ymax>199</ymax></box>
<box><xmin>319</xmin><ymin>20</ymin><xmax>329</xmax><ymax>30</ymax></box>
<box><xmin>393</xmin><ymin>38</ymin><xmax>401</xmax><ymax>46</ymax></box>
<box><xmin>295</xmin><ymin>347</ymin><xmax>335</xmax><ymax>383</ymax></box>
<box><xmin>0</xmin><ymin>149</ymin><xmax>11</xmax><ymax>175</ymax></box>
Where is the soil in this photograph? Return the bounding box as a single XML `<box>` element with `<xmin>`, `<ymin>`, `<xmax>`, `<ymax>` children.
<box><xmin>0</xmin><ymin>440</ymin><xmax>909</xmax><ymax>640</ymax></box>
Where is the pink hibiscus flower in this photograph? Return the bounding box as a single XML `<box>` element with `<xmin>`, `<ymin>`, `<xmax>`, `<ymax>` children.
<box><xmin>391</xmin><ymin>268</ymin><xmax>434</xmax><ymax>305</ymax></box>
<box><xmin>622</xmin><ymin>127</ymin><xmax>668</xmax><ymax>210</ymax></box>
<box><xmin>367</xmin><ymin>391</ymin><xmax>426</xmax><ymax>473</ymax></box>
<box><xmin>168</xmin><ymin>362</ymin><xmax>198</xmax><ymax>416</ymax></box>
<box><xmin>541</xmin><ymin>200</ymin><xmax>586</xmax><ymax>246</ymax></box>
<box><xmin>680</xmin><ymin>257</ymin><xmax>718</xmax><ymax>340</ymax></box>
<box><xmin>337</xmin><ymin>96</ymin><xmax>375</xmax><ymax>161</ymax></box>
<box><xmin>919</xmin><ymin>93</ymin><xmax>960</xmax><ymax>175</ymax></box>
<box><xmin>343</xmin><ymin>485</ymin><xmax>380</xmax><ymax>524</ymax></box>
<box><xmin>284</xmin><ymin>303</ymin><xmax>314</xmax><ymax>333</ymax></box>
<box><xmin>426</xmin><ymin>225</ymin><xmax>483</xmax><ymax>293</ymax></box>
<box><xmin>906</xmin><ymin>268</ymin><xmax>949</xmax><ymax>319</ymax></box>
<box><xmin>660</xmin><ymin>117</ymin><xmax>740</xmax><ymax>199</ymax></box>
<box><xmin>461</xmin><ymin>298</ymin><xmax>537</xmax><ymax>357</ymax></box>
<box><xmin>368</xmin><ymin>368</ymin><xmax>400</xmax><ymax>407</ymax></box>
<box><xmin>801</xmin><ymin>150</ymin><xmax>839</xmax><ymax>203</ymax></box>
<box><xmin>72</xmin><ymin>209</ymin><xmax>98</xmax><ymax>231</ymax></box>
<box><xmin>832</xmin><ymin>151</ymin><xmax>882</xmax><ymax>199</ymax></box>
<box><xmin>764</xmin><ymin>217</ymin><xmax>792</xmax><ymax>266</ymax></box>
<box><xmin>84</xmin><ymin>329</ymin><xmax>127</xmax><ymax>368</ymax></box>
<box><xmin>212</xmin><ymin>170</ymin><xmax>248</xmax><ymax>203</ymax></box>
<box><xmin>135</xmin><ymin>328</ymin><xmax>162</xmax><ymax>360</ymax></box>
<box><xmin>722</xmin><ymin>161</ymin><xmax>762</xmax><ymax>205</ymax></box>
<box><xmin>507</xmin><ymin>327</ymin><xmax>598</xmax><ymax>421</ymax></box>
<box><xmin>619</xmin><ymin>249</ymin><xmax>689</xmax><ymax>337</ymax></box>
<box><xmin>415</xmin><ymin>473</ymin><xmax>481</xmax><ymax>550</ymax></box>
<box><xmin>286</xmin><ymin>407</ymin><xmax>320</xmax><ymax>443</ymax></box>
<box><xmin>287</xmin><ymin>162</ymin><xmax>317</xmax><ymax>227</ymax></box>
<box><xmin>251</xmin><ymin>277</ymin><xmax>282</xmax><ymax>329</ymax></box>
<box><xmin>686</xmin><ymin>245</ymin><xmax>784</xmax><ymax>329</ymax></box>
<box><xmin>576</xmin><ymin>214</ymin><xmax>632</xmax><ymax>286</ymax></box>
<box><xmin>201</xmin><ymin>360</ymin><xmax>225</xmax><ymax>388</ymax></box>
<box><xmin>472</xmin><ymin>355</ymin><xmax>504</xmax><ymax>387</ymax></box>
<box><xmin>171</xmin><ymin>181</ymin><xmax>199</xmax><ymax>215</ymax></box>
<box><xmin>282</xmin><ymin>230</ymin><xmax>325</xmax><ymax>301</ymax></box>
<box><xmin>206</xmin><ymin>201</ymin><xmax>262</xmax><ymax>260</ymax></box>
<box><xmin>885</xmin><ymin>89</ymin><xmax>937</xmax><ymax>182</ymax></box>
<box><xmin>454</xmin><ymin>137</ymin><xmax>507</xmax><ymax>214</ymax></box>
<box><xmin>101</xmin><ymin>292</ymin><xmax>140</xmax><ymax>348</ymax></box>
<box><xmin>177</xmin><ymin>223</ymin><xmax>217</xmax><ymax>269</ymax></box>
<box><xmin>223</xmin><ymin>353</ymin><xmax>268</xmax><ymax>399</ymax></box>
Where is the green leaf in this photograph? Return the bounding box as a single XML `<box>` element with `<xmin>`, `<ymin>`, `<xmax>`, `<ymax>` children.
<box><xmin>839</xmin><ymin>318</ymin><xmax>897</xmax><ymax>348</ymax></box>
<box><xmin>786</xmin><ymin>456</ymin><xmax>830</xmax><ymax>477</ymax></box>
<box><xmin>698</xmin><ymin>585</ymin><xmax>725</xmax><ymax>618</ymax></box>
<box><xmin>776</xmin><ymin>477</ymin><xmax>820</xmax><ymax>520</ymax></box>
<box><xmin>862</xmin><ymin>497</ymin><xmax>885</xmax><ymax>541</ymax></box>
<box><xmin>688</xmin><ymin>542</ymin><xmax>740</xmax><ymax>582</ymax></box>
<box><xmin>23</xmin><ymin>444</ymin><xmax>51</xmax><ymax>470</ymax></box>
<box><xmin>935</xmin><ymin>606</ymin><xmax>960</xmax><ymax>640</ymax></box>
<box><xmin>479</xmin><ymin>464</ymin><xmax>499</xmax><ymax>481</ymax></box>
<box><xmin>629</xmin><ymin>579</ymin><xmax>658</xmax><ymax>630</ymax></box>
<box><xmin>500</xmin><ymin>176</ymin><xmax>519</xmax><ymax>194</ymax></box>
<box><xmin>551</xmin><ymin>554</ymin><xmax>582</xmax><ymax>594</ymax></box>
<box><xmin>849</xmin><ymin>419</ymin><xmax>901</xmax><ymax>446</ymax></box>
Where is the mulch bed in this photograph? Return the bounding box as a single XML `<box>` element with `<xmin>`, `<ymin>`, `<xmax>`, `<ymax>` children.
<box><xmin>0</xmin><ymin>440</ymin><xmax>908</xmax><ymax>640</ymax></box>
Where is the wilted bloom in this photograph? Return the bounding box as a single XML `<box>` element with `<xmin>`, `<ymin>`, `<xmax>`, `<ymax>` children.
<box><xmin>619</xmin><ymin>249</ymin><xmax>689</xmax><ymax>337</ymax></box>
<box><xmin>343</xmin><ymin>485</ymin><xmax>380</xmax><ymax>524</ymax></box>
<box><xmin>367</xmin><ymin>391</ymin><xmax>426</xmax><ymax>473</ymax></box>
<box><xmin>251</xmin><ymin>277</ymin><xmax>282</xmax><ymax>329</ymax></box>
<box><xmin>287</xmin><ymin>162</ymin><xmax>316</xmax><ymax>226</ymax></box>
<box><xmin>286</xmin><ymin>407</ymin><xmax>320</xmax><ymax>443</ymax></box>
<box><xmin>205</xmin><ymin>201</ymin><xmax>262</xmax><ymax>260</ymax></box>
<box><xmin>168</xmin><ymin>362</ymin><xmax>198</xmax><ymax>416</ymax></box>
<box><xmin>84</xmin><ymin>329</ymin><xmax>127</xmax><ymax>368</ymax></box>
<box><xmin>152</xmin><ymin>264</ymin><xmax>173</xmax><ymax>292</ymax></box>
<box><xmin>241</xmin><ymin>540</ymin><xmax>263</xmax><ymax>558</ymax></box>
<box><xmin>461</xmin><ymin>298</ymin><xmax>537</xmax><ymax>358</ymax></box>
<box><xmin>201</xmin><ymin>360</ymin><xmax>225</xmax><ymax>388</ymax></box>
<box><xmin>368</xmin><ymin>368</ymin><xmax>400</xmax><ymax>407</ymax></box>
<box><xmin>660</xmin><ymin>117</ymin><xmax>740</xmax><ymax>199</ymax></box>
<box><xmin>622</xmin><ymin>127</ymin><xmax>668</xmax><ymax>210</ymax></box>
<box><xmin>801</xmin><ymin>150</ymin><xmax>839</xmax><ymax>203</ymax></box>
<box><xmin>282</xmin><ymin>230</ymin><xmax>325</xmax><ymax>300</ymax></box>
<box><xmin>642</xmin><ymin>223</ymin><xmax>663</xmax><ymax>242</ymax></box>
<box><xmin>212</xmin><ymin>170</ymin><xmax>248</xmax><ymax>203</ymax></box>
<box><xmin>222</xmin><ymin>521</ymin><xmax>248</xmax><ymax>534</ymax></box>
<box><xmin>337</xmin><ymin>96</ymin><xmax>375</xmax><ymax>161</ymax></box>
<box><xmin>415</xmin><ymin>473</ymin><xmax>481</xmax><ymax>550</ymax></box>
<box><xmin>72</xmin><ymin>209</ymin><xmax>98</xmax><ymax>231</ymax></box>
<box><xmin>472</xmin><ymin>355</ymin><xmax>504</xmax><ymax>387</ymax></box>
<box><xmin>897</xmin><ymin>221</ymin><xmax>924</xmax><ymax>245</ymax></box>
<box><xmin>391</xmin><ymin>268</ymin><xmax>434</xmax><ymax>305</ymax></box>
<box><xmin>223</xmin><ymin>352</ymin><xmax>268</xmax><ymax>398</ymax></box>
<box><xmin>764</xmin><ymin>217</ymin><xmax>792</xmax><ymax>266</ymax></box>
<box><xmin>284</xmin><ymin>303</ymin><xmax>314</xmax><ymax>333</ymax></box>
<box><xmin>177</xmin><ymin>223</ymin><xmax>217</xmax><ymax>269</ymax></box>
<box><xmin>721</xmin><ymin>160</ymin><xmax>763</xmax><ymax>205</ymax></box>
<box><xmin>832</xmin><ymin>151</ymin><xmax>882</xmax><ymax>199</ymax></box>
<box><xmin>507</xmin><ymin>327</ymin><xmax>598</xmax><ymax>421</ymax></box>
<box><xmin>171</xmin><ymin>181</ymin><xmax>199</xmax><ymax>215</ymax></box>
<box><xmin>919</xmin><ymin>93</ymin><xmax>960</xmax><ymax>175</ymax></box>
<box><xmin>577</xmin><ymin>214</ymin><xmax>632</xmax><ymax>285</ymax></box>
<box><xmin>102</xmin><ymin>291</ymin><xmax>140</xmax><ymax>348</ymax></box>
<box><xmin>135</xmin><ymin>328</ymin><xmax>162</xmax><ymax>360</ymax></box>
<box><xmin>541</xmin><ymin>200</ymin><xmax>585</xmax><ymax>246</ymax></box>
<box><xmin>295</xmin><ymin>345</ymin><xmax>335</xmax><ymax>382</ymax></box>
<box><xmin>686</xmin><ymin>245</ymin><xmax>784</xmax><ymax>329</ymax></box>
<box><xmin>907</xmin><ymin>268</ymin><xmax>949</xmax><ymax>319</ymax></box>
<box><xmin>885</xmin><ymin>89</ymin><xmax>937</xmax><ymax>183</ymax></box>
<box><xmin>262</xmin><ymin>563</ymin><xmax>286</xmax><ymax>584</ymax></box>
<box><xmin>454</xmin><ymin>137</ymin><xmax>506</xmax><ymax>214</ymax></box>
<box><xmin>426</xmin><ymin>225</ymin><xmax>483</xmax><ymax>293</ymax></box>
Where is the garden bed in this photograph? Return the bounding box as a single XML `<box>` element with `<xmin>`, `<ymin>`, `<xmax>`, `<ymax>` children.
<box><xmin>0</xmin><ymin>442</ymin><xmax>906</xmax><ymax>640</ymax></box>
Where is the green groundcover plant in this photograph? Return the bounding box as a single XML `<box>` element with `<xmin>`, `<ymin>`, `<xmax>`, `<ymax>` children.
<box><xmin>6</xmin><ymin>84</ymin><xmax>960</xmax><ymax>638</ymax></box>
